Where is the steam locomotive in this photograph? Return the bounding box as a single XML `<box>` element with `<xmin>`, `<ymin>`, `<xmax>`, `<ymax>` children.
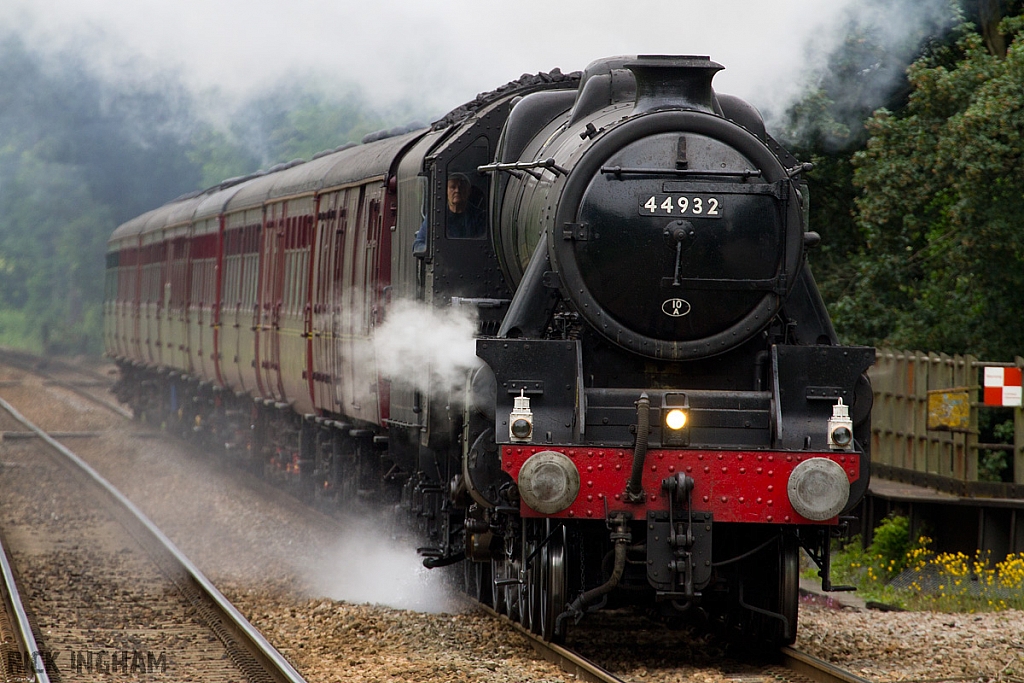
<box><xmin>105</xmin><ymin>55</ymin><xmax>874</xmax><ymax>647</ymax></box>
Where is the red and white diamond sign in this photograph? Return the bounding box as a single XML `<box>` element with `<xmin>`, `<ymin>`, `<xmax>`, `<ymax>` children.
<box><xmin>983</xmin><ymin>367</ymin><xmax>1023</xmax><ymax>407</ymax></box>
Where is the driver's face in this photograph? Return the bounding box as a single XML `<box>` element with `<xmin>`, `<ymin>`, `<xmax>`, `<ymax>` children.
<box><xmin>447</xmin><ymin>178</ymin><xmax>469</xmax><ymax>213</ymax></box>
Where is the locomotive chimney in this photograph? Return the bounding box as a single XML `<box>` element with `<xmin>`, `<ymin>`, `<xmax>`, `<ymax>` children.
<box><xmin>625</xmin><ymin>55</ymin><xmax>723</xmax><ymax>114</ymax></box>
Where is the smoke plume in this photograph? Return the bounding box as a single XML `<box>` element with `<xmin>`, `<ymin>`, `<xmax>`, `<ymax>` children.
<box><xmin>306</xmin><ymin>515</ymin><xmax>461</xmax><ymax>613</ymax></box>
<box><xmin>370</xmin><ymin>298</ymin><xmax>481</xmax><ymax>400</ymax></box>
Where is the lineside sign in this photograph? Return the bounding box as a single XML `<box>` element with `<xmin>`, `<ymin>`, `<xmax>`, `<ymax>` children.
<box><xmin>927</xmin><ymin>389</ymin><xmax>971</xmax><ymax>431</ymax></box>
<box><xmin>983</xmin><ymin>367</ymin><xmax>1023</xmax><ymax>407</ymax></box>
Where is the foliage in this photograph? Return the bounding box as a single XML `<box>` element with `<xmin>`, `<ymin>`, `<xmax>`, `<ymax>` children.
<box><xmin>780</xmin><ymin>1</ymin><xmax>959</xmax><ymax>339</ymax></box>
<box><xmin>978</xmin><ymin>414</ymin><xmax>1014</xmax><ymax>481</ymax></box>
<box><xmin>246</xmin><ymin>85</ymin><xmax>400</xmax><ymax>163</ymax></box>
<box><xmin>979</xmin><ymin>448</ymin><xmax>1010</xmax><ymax>482</ymax></box>
<box><xmin>0</xmin><ymin>34</ymin><xmax>418</xmax><ymax>355</ymax></box>
<box><xmin>0</xmin><ymin>310</ymin><xmax>34</xmax><ymax>352</ymax></box>
<box><xmin>831</xmin><ymin>515</ymin><xmax>928</xmax><ymax>590</ymax></box>
<box><xmin>186</xmin><ymin>126</ymin><xmax>262</xmax><ymax>190</ymax></box>
<box><xmin>781</xmin><ymin>4</ymin><xmax>1024</xmax><ymax>360</ymax></box>
<box><xmin>894</xmin><ymin>548</ymin><xmax>1024</xmax><ymax>611</ymax></box>
<box><xmin>831</xmin><ymin>13</ymin><xmax>1024</xmax><ymax>357</ymax></box>
<box><xmin>872</xmin><ymin>515</ymin><xmax>921</xmax><ymax>578</ymax></box>
<box><xmin>0</xmin><ymin>36</ymin><xmax>200</xmax><ymax>354</ymax></box>
<box><xmin>831</xmin><ymin>516</ymin><xmax>1024</xmax><ymax>611</ymax></box>
<box><xmin>828</xmin><ymin>534</ymin><xmax>914</xmax><ymax>604</ymax></box>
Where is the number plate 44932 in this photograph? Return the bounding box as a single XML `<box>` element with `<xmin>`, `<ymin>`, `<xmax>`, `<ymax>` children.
<box><xmin>639</xmin><ymin>194</ymin><xmax>723</xmax><ymax>218</ymax></box>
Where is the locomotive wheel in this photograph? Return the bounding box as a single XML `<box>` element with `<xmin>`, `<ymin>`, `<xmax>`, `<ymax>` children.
<box><xmin>730</xmin><ymin>532</ymin><xmax>801</xmax><ymax>649</ymax></box>
<box><xmin>490</xmin><ymin>558</ymin><xmax>508</xmax><ymax>614</ymax></box>
<box><xmin>476</xmin><ymin>561</ymin><xmax>493</xmax><ymax>606</ymax></box>
<box><xmin>464</xmin><ymin>559</ymin><xmax>478</xmax><ymax>600</ymax></box>
<box><xmin>524</xmin><ymin>563</ymin><xmax>537</xmax><ymax>632</ymax></box>
<box><xmin>504</xmin><ymin>557</ymin><xmax>524</xmax><ymax>623</ymax></box>
<box><xmin>538</xmin><ymin>523</ymin><xmax>567</xmax><ymax>643</ymax></box>
<box><xmin>520</xmin><ymin>520</ymin><xmax>569</xmax><ymax>640</ymax></box>
<box><xmin>778</xmin><ymin>535</ymin><xmax>799</xmax><ymax>645</ymax></box>
<box><xmin>336</xmin><ymin>445</ymin><xmax>359</xmax><ymax>508</ymax></box>
<box><xmin>746</xmin><ymin>533</ymin><xmax>800</xmax><ymax>647</ymax></box>
<box><xmin>523</xmin><ymin>523</ymin><xmax>540</xmax><ymax>633</ymax></box>
<box><xmin>465</xmin><ymin>560</ymin><xmax>492</xmax><ymax>605</ymax></box>
<box><xmin>311</xmin><ymin>434</ymin><xmax>334</xmax><ymax>506</ymax></box>
<box><xmin>492</xmin><ymin>555</ymin><xmax>524</xmax><ymax>619</ymax></box>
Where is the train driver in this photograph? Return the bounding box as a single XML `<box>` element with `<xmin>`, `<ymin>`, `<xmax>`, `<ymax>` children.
<box><xmin>413</xmin><ymin>172</ymin><xmax>486</xmax><ymax>256</ymax></box>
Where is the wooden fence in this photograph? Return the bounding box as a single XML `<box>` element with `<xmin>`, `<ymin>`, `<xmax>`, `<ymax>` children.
<box><xmin>869</xmin><ymin>349</ymin><xmax>1024</xmax><ymax>496</ymax></box>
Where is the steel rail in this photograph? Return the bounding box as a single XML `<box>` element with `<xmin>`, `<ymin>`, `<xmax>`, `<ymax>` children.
<box><xmin>0</xmin><ymin>396</ymin><xmax>307</xmax><ymax>683</ymax></box>
<box><xmin>475</xmin><ymin>598</ymin><xmax>871</xmax><ymax>683</ymax></box>
<box><xmin>475</xmin><ymin>602</ymin><xmax>626</xmax><ymax>683</ymax></box>
<box><xmin>779</xmin><ymin>646</ymin><xmax>874</xmax><ymax>683</ymax></box>
<box><xmin>41</xmin><ymin>377</ymin><xmax>133</xmax><ymax>419</ymax></box>
<box><xmin>0</xmin><ymin>532</ymin><xmax>52</xmax><ymax>683</ymax></box>
<box><xmin>0</xmin><ymin>350</ymin><xmax>132</xmax><ymax>419</ymax></box>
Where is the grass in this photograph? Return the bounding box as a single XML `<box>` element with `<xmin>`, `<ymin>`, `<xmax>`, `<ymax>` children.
<box><xmin>827</xmin><ymin>516</ymin><xmax>1024</xmax><ymax>612</ymax></box>
<box><xmin>0</xmin><ymin>310</ymin><xmax>42</xmax><ymax>353</ymax></box>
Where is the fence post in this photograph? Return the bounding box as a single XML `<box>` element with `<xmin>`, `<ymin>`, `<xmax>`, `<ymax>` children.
<box><xmin>936</xmin><ymin>352</ymin><xmax>954</xmax><ymax>477</ymax></box>
<box><xmin>1015</xmin><ymin>356</ymin><xmax>1024</xmax><ymax>486</ymax></box>
<box><xmin>950</xmin><ymin>353</ymin><xmax>969</xmax><ymax>480</ymax></box>
<box><xmin>927</xmin><ymin>352</ymin><xmax>945</xmax><ymax>475</ymax></box>
<box><xmin>871</xmin><ymin>350</ymin><xmax>893</xmax><ymax>469</ymax></box>
<box><xmin>898</xmin><ymin>351</ymin><xmax>912</xmax><ymax>469</ymax></box>
<box><xmin>966</xmin><ymin>354</ymin><xmax>979</xmax><ymax>482</ymax></box>
<box><xmin>914</xmin><ymin>350</ymin><xmax>929</xmax><ymax>472</ymax></box>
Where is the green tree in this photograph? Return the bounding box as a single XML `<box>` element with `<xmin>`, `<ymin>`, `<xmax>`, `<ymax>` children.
<box><xmin>0</xmin><ymin>148</ymin><xmax>113</xmax><ymax>353</ymax></box>
<box><xmin>185</xmin><ymin>84</ymin><xmax>423</xmax><ymax>189</ymax></box>
<box><xmin>0</xmin><ymin>33</ymin><xmax>423</xmax><ymax>355</ymax></box>
<box><xmin>187</xmin><ymin>125</ymin><xmax>262</xmax><ymax>189</ymax></box>
<box><xmin>234</xmin><ymin>84</ymin><xmax>414</xmax><ymax>166</ymax></box>
<box><xmin>840</xmin><ymin>15</ymin><xmax>1024</xmax><ymax>357</ymax></box>
<box><xmin>779</xmin><ymin>1</ymin><xmax>960</xmax><ymax>335</ymax></box>
<box><xmin>267</xmin><ymin>90</ymin><xmax>384</xmax><ymax>160</ymax></box>
<box><xmin>0</xmin><ymin>35</ymin><xmax>200</xmax><ymax>353</ymax></box>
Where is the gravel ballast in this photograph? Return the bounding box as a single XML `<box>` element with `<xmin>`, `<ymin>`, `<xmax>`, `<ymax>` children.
<box><xmin>3</xmin><ymin>357</ymin><xmax>1024</xmax><ymax>682</ymax></box>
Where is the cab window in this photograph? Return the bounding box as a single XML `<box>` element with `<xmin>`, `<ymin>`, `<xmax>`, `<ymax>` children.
<box><xmin>445</xmin><ymin>137</ymin><xmax>489</xmax><ymax>240</ymax></box>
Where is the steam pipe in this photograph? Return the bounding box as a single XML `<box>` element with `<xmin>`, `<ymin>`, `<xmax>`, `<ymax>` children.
<box><xmin>422</xmin><ymin>551</ymin><xmax>465</xmax><ymax>569</ymax></box>
<box><xmin>498</xmin><ymin>233</ymin><xmax>560</xmax><ymax>339</ymax></box>
<box><xmin>624</xmin><ymin>393</ymin><xmax>650</xmax><ymax>503</ymax></box>
<box><xmin>554</xmin><ymin>518</ymin><xmax>630</xmax><ymax>636</ymax></box>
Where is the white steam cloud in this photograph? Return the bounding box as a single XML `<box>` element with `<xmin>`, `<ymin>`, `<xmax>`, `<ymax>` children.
<box><xmin>0</xmin><ymin>0</ymin><xmax>951</xmax><ymax>121</ymax></box>
<box><xmin>370</xmin><ymin>298</ymin><xmax>481</xmax><ymax>398</ymax></box>
<box><xmin>771</xmin><ymin>0</ymin><xmax>954</xmax><ymax>141</ymax></box>
<box><xmin>306</xmin><ymin>516</ymin><xmax>461</xmax><ymax>613</ymax></box>
<box><xmin>304</xmin><ymin>299</ymin><xmax>480</xmax><ymax>612</ymax></box>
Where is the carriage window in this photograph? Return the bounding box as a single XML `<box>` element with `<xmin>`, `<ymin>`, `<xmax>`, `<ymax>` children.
<box><xmin>445</xmin><ymin>136</ymin><xmax>489</xmax><ymax>240</ymax></box>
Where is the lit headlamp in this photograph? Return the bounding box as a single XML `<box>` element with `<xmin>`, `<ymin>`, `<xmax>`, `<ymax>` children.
<box><xmin>665</xmin><ymin>409</ymin><xmax>687</xmax><ymax>430</ymax></box>
<box><xmin>661</xmin><ymin>392</ymin><xmax>689</xmax><ymax>446</ymax></box>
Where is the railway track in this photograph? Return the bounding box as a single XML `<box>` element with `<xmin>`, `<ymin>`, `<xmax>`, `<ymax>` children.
<box><xmin>0</xmin><ymin>351</ymin><xmax>877</xmax><ymax>683</ymax></box>
<box><xmin>479</xmin><ymin>600</ymin><xmax>871</xmax><ymax>683</ymax></box>
<box><xmin>0</xmin><ymin>348</ymin><xmax>130</xmax><ymax>419</ymax></box>
<box><xmin>0</xmin><ymin>527</ymin><xmax>50</xmax><ymax>683</ymax></box>
<box><xmin>778</xmin><ymin>647</ymin><xmax>873</xmax><ymax>683</ymax></box>
<box><xmin>0</xmin><ymin>394</ymin><xmax>306</xmax><ymax>682</ymax></box>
